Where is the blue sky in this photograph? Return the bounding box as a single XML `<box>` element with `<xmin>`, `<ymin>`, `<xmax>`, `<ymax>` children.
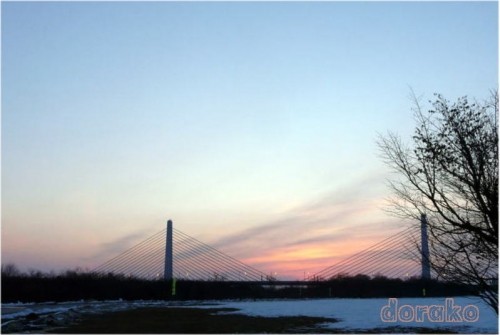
<box><xmin>2</xmin><ymin>2</ymin><xmax>497</xmax><ymax>277</ymax></box>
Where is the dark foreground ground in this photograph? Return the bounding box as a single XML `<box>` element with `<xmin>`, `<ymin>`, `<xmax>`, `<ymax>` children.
<box><xmin>58</xmin><ymin>307</ymin><xmax>336</xmax><ymax>333</ymax></box>
<box><xmin>7</xmin><ymin>306</ymin><xmax>456</xmax><ymax>334</ymax></box>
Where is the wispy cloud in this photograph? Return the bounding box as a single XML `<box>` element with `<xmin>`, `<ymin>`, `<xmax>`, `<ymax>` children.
<box><xmin>208</xmin><ymin>171</ymin><xmax>410</xmax><ymax>278</ymax></box>
<box><xmin>86</xmin><ymin>170</ymin><xmax>412</xmax><ymax>279</ymax></box>
<box><xmin>84</xmin><ymin>229</ymin><xmax>157</xmax><ymax>265</ymax></box>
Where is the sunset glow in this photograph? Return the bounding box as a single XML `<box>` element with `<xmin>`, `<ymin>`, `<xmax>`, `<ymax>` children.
<box><xmin>2</xmin><ymin>2</ymin><xmax>497</xmax><ymax>278</ymax></box>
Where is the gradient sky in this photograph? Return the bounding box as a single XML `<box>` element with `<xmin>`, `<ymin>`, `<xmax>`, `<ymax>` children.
<box><xmin>2</xmin><ymin>1</ymin><xmax>498</xmax><ymax>279</ymax></box>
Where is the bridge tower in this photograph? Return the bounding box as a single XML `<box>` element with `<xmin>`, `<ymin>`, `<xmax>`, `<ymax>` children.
<box><xmin>164</xmin><ymin>219</ymin><xmax>173</xmax><ymax>280</ymax></box>
<box><xmin>420</xmin><ymin>214</ymin><xmax>431</xmax><ymax>280</ymax></box>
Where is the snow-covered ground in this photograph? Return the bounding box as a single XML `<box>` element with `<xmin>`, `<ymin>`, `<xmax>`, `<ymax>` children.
<box><xmin>2</xmin><ymin>296</ymin><xmax>498</xmax><ymax>333</ymax></box>
<box><xmin>2</xmin><ymin>299</ymin><xmax>209</xmax><ymax>321</ymax></box>
<box><xmin>191</xmin><ymin>296</ymin><xmax>498</xmax><ymax>333</ymax></box>
<box><xmin>2</xmin><ymin>299</ymin><xmax>214</xmax><ymax>333</ymax></box>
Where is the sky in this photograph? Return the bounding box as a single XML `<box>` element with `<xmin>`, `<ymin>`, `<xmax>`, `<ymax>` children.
<box><xmin>2</xmin><ymin>1</ymin><xmax>498</xmax><ymax>279</ymax></box>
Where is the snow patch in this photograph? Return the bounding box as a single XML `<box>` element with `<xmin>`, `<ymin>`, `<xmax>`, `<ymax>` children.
<box><xmin>189</xmin><ymin>296</ymin><xmax>498</xmax><ymax>333</ymax></box>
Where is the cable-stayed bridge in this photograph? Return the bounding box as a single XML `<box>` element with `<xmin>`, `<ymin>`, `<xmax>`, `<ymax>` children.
<box><xmin>306</xmin><ymin>226</ymin><xmax>426</xmax><ymax>281</ymax></box>
<box><xmin>94</xmin><ymin>223</ymin><xmax>272</xmax><ymax>281</ymax></box>
<box><xmin>94</xmin><ymin>218</ymin><xmax>431</xmax><ymax>282</ymax></box>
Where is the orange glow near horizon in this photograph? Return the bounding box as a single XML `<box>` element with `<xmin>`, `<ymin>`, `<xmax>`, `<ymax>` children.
<box><xmin>3</xmin><ymin>183</ymin><xmax>412</xmax><ymax>277</ymax></box>
<box><xmin>237</xmin><ymin>231</ymin><xmax>410</xmax><ymax>279</ymax></box>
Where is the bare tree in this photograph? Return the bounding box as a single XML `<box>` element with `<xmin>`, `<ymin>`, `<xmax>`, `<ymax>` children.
<box><xmin>378</xmin><ymin>92</ymin><xmax>498</xmax><ymax>313</ymax></box>
<box><xmin>1</xmin><ymin>263</ymin><xmax>21</xmax><ymax>277</ymax></box>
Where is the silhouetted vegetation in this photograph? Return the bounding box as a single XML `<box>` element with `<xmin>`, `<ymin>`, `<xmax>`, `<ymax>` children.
<box><xmin>2</xmin><ymin>264</ymin><xmax>479</xmax><ymax>303</ymax></box>
<box><xmin>303</xmin><ymin>273</ymin><xmax>478</xmax><ymax>299</ymax></box>
<box><xmin>378</xmin><ymin>91</ymin><xmax>498</xmax><ymax>312</ymax></box>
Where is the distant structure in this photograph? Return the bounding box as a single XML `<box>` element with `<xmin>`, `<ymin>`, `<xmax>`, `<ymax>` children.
<box><xmin>164</xmin><ymin>219</ymin><xmax>173</xmax><ymax>280</ymax></box>
<box><xmin>420</xmin><ymin>214</ymin><xmax>431</xmax><ymax>280</ymax></box>
<box><xmin>94</xmin><ymin>218</ymin><xmax>270</xmax><ymax>281</ymax></box>
<box><xmin>96</xmin><ymin>217</ymin><xmax>423</xmax><ymax>281</ymax></box>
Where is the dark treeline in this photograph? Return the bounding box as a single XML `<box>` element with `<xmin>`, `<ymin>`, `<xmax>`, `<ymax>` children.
<box><xmin>1</xmin><ymin>265</ymin><xmax>479</xmax><ymax>303</ymax></box>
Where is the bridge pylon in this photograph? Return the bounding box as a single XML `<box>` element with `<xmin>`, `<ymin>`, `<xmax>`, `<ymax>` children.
<box><xmin>420</xmin><ymin>214</ymin><xmax>431</xmax><ymax>280</ymax></box>
<box><xmin>164</xmin><ymin>219</ymin><xmax>173</xmax><ymax>280</ymax></box>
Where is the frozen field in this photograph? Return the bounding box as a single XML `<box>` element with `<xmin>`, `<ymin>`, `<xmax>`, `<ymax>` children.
<box><xmin>2</xmin><ymin>296</ymin><xmax>498</xmax><ymax>333</ymax></box>
<box><xmin>193</xmin><ymin>296</ymin><xmax>498</xmax><ymax>333</ymax></box>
